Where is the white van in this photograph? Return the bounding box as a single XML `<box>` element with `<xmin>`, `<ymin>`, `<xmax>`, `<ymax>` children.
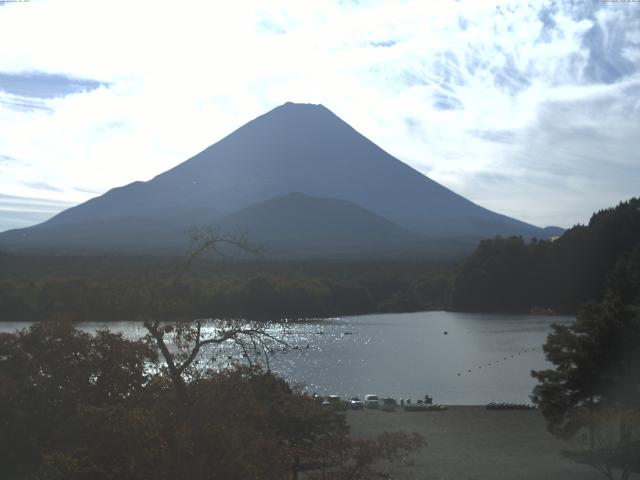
<box><xmin>364</xmin><ymin>394</ymin><xmax>379</xmax><ymax>408</ymax></box>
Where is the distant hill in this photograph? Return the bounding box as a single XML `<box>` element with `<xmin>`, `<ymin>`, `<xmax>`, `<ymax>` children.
<box><xmin>451</xmin><ymin>197</ymin><xmax>640</xmax><ymax>313</ymax></box>
<box><xmin>216</xmin><ymin>192</ymin><xmax>418</xmax><ymax>255</ymax></box>
<box><xmin>0</xmin><ymin>102</ymin><xmax>558</xmax><ymax>256</ymax></box>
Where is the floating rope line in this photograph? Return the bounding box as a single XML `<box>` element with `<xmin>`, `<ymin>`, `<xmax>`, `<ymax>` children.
<box><xmin>456</xmin><ymin>347</ymin><xmax>543</xmax><ymax>377</ymax></box>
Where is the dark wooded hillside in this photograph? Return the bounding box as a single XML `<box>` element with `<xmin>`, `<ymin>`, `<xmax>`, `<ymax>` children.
<box><xmin>451</xmin><ymin>198</ymin><xmax>640</xmax><ymax>313</ymax></box>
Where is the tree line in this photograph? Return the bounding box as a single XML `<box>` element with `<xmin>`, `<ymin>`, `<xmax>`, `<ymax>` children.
<box><xmin>532</xmin><ymin>234</ymin><xmax>640</xmax><ymax>479</ymax></box>
<box><xmin>0</xmin><ymin>256</ymin><xmax>454</xmax><ymax>322</ymax></box>
<box><xmin>451</xmin><ymin>198</ymin><xmax>640</xmax><ymax>314</ymax></box>
<box><xmin>3</xmin><ymin>198</ymin><xmax>640</xmax><ymax>321</ymax></box>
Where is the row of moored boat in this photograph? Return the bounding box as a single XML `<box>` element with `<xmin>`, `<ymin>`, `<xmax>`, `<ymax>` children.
<box><xmin>404</xmin><ymin>403</ymin><xmax>448</xmax><ymax>412</ymax></box>
<box><xmin>486</xmin><ymin>402</ymin><xmax>535</xmax><ymax>410</ymax></box>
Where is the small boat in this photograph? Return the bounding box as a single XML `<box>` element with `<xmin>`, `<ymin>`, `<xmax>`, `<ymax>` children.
<box><xmin>486</xmin><ymin>402</ymin><xmax>534</xmax><ymax>410</ymax></box>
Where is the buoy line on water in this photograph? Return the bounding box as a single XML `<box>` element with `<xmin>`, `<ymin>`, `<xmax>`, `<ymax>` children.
<box><xmin>455</xmin><ymin>347</ymin><xmax>541</xmax><ymax>378</ymax></box>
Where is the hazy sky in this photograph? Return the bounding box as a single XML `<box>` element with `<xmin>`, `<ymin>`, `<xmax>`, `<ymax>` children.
<box><xmin>0</xmin><ymin>0</ymin><xmax>638</xmax><ymax>232</ymax></box>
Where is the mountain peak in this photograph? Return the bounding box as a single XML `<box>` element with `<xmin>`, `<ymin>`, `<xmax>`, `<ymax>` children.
<box><xmin>280</xmin><ymin>101</ymin><xmax>326</xmax><ymax>109</ymax></box>
<box><xmin>269</xmin><ymin>101</ymin><xmax>333</xmax><ymax>119</ymax></box>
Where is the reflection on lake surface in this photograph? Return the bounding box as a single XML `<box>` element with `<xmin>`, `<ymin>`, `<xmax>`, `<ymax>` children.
<box><xmin>1</xmin><ymin>311</ymin><xmax>573</xmax><ymax>405</ymax></box>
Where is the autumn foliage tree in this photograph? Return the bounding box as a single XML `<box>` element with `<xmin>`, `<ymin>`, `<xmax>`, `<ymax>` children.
<box><xmin>0</xmin><ymin>321</ymin><xmax>158</xmax><ymax>479</ymax></box>
<box><xmin>0</xmin><ymin>321</ymin><xmax>425</xmax><ymax>480</ymax></box>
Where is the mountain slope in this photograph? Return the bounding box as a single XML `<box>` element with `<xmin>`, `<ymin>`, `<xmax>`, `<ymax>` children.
<box><xmin>0</xmin><ymin>216</ymin><xmax>189</xmax><ymax>254</ymax></box>
<box><xmin>0</xmin><ymin>102</ymin><xmax>552</xmax><ymax>255</ymax></box>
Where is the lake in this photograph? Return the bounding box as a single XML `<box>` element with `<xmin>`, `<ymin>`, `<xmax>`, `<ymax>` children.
<box><xmin>1</xmin><ymin>311</ymin><xmax>572</xmax><ymax>405</ymax></box>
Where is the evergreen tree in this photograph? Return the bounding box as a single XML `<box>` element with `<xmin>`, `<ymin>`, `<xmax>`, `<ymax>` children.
<box><xmin>452</xmin><ymin>198</ymin><xmax>640</xmax><ymax>313</ymax></box>
<box><xmin>531</xmin><ymin>247</ymin><xmax>640</xmax><ymax>479</ymax></box>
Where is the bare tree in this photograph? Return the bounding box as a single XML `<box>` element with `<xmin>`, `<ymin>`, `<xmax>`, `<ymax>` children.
<box><xmin>141</xmin><ymin>226</ymin><xmax>291</xmax><ymax>407</ymax></box>
<box><xmin>172</xmin><ymin>226</ymin><xmax>263</xmax><ymax>286</ymax></box>
<box><xmin>143</xmin><ymin>317</ymin><xmax>293</xmax><ymax>407</ymax></box>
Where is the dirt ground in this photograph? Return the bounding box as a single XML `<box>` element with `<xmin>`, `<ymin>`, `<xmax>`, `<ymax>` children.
<box><xmin>346</xmin><ymin>406</ymin><xmax>624</xmax><ymax>480</ymax></box>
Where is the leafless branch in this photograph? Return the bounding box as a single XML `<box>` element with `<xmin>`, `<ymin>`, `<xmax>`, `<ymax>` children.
<box><xmin>172</xmin><ymin>226</ymin><xmax>264</xmax><ymax>287</ymax></box>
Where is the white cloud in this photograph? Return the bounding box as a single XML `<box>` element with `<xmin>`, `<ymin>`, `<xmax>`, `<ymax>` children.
<box><xmin>0</xmin><ymin>0</ymin><xmax>638</xmax><ymax>231</ymax></box>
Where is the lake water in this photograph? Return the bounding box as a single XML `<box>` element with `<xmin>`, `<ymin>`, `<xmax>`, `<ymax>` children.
<box><xmin>1</xmin><ymin>311</ymin><xmax>572</xmax><ymax>405</ymax></box>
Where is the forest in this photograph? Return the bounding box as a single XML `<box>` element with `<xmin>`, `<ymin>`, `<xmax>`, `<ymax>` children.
<box><xmin>531</xmin><ymin>227</ymin><xmax>640</xmax><ymax>479</ymax></box>
<box><xmin>451</xmin><ymin>198</ymin><xmax>640</xmax><ymax>314</ymax></box>
<box><xmin>3</xmin><ymin>198</ymin><xmax>640</xmax><ymax>322</ymax></box>
<box><xmin>0</xmin><ymin>254</ymin><xmax>454</xmax><ymax>322</ymax></box>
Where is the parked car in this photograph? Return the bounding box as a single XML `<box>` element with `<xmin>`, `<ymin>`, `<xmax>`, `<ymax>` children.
<box><xmin>381</xmin><ymin>397</ymin><xmax>397</xmax><ymax>412</ymax></box>
<box><xmin>322</xmin><ymin>395</ymin><xmax>346</xmax><ymax>410</ymax></box>
<box><xmin>349</xmin><ymin>397</ymin><xmax>364</xmax><ymax>409</ymax></box>
<box><xmin>322</xmin><ymin>394</ymin><xmax>340</xmax><ymax>405</ymax></box>
<box><xmin>364</xmin><ymin>394</ymin><xmax>379</xmax><ymax>408</ymax></box>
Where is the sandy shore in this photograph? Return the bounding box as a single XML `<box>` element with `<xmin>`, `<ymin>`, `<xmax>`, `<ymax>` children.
<box><xmin>346</xmin><ymin>406</ymin><xmax>614</xmax><ymax>480</ymax></box>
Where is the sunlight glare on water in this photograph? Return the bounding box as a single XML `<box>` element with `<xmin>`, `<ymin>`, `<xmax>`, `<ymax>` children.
<box><xmin>0</xmin><ymin>311</ymin><xmax>572</xmax><ymax>405</ymax></box>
